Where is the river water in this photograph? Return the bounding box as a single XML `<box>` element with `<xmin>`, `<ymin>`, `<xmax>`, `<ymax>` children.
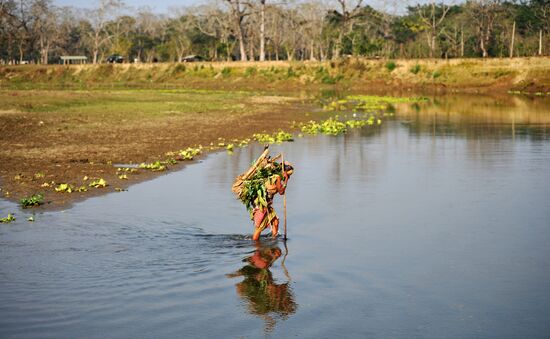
<box><xmin>1</xmin><ymin>95</ymin><xmax>549</xmax><ymax>338</ymax></box>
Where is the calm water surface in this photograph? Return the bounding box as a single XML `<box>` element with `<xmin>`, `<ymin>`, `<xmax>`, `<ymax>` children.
<box><xmin>1</xmin><ymin>95</ymin><xmax>549</xmax><ymax>338</ymax></box>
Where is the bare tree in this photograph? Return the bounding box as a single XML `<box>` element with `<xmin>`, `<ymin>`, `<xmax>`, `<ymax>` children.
<box><xmin>299</xmin><ymin>1</ymin><xmax>328</xmax><ymax>60</ymax></box>
<box><xmin>134</xmin><ymin>9</ymin><xmax>165</xmax><ymax>62</ymax></box>
<box><xmin>332</xmin><ymin>0</ymin><xmax>364</xmax><ymax>59</ymax></box>
<box><xmin>224</xmin><ymin>0</ymin><xmax>250</xmax><ymax>61</ymax></box>
<box><xmin>193</xmin><ymin>4</ymin><xmax>235</xmax><ymax>60</ymax></box>
<box><xmin>532</xmin><ymin>0</ymin><xmax>549</xmax><ymax>56</ymax></box>
<box><xmin>415</xmin><ymin>1</ymin><xmax>452</xmax><ymax>58</ymax></box>
<box><xmin>88</xmin><ymin>0</ymin><xmax>124</xmax><ymax>64</ymax></box>
<box><xmin>31</xmin><ymin>0</ymin><xmax>57</xmax><ymax>64</ymax></box>
<box><xmin>467</xmin><ymin>0</ymin><xmax>502</xmax><ymax>58</ymax></box>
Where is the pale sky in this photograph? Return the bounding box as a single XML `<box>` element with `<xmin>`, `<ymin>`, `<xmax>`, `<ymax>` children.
<box><xmin>54</xmin><ymin>0</ymin><xmax>455</xmax><ymax>15</ymax></box>
<box><xmin>54</xmin><ymin>0</ymin><xmax>204</xmax><ymax>13</ymax></box>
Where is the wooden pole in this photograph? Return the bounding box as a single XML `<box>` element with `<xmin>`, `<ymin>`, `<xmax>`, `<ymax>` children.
<box><xmin>282</xmin><ymin>153</ymin><xmax>287</xmax><ymax>240</ymax></box>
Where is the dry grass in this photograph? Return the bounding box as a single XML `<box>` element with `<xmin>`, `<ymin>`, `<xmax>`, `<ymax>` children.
<box><xmin>1</xmin><ymin>57</ymin><xmax>548</xmax><ymax>93</ymax></box>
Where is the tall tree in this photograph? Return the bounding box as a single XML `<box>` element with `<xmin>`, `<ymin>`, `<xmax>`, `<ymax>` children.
<box><xmin>332</xmin><ymin>0</ymin><xmax>364</xmax><ymax>59</ymax></box>
<box><xmin>88</xmin><ymin>0</ymin><xmax>124</xmax><ymax>64</ymax></box>
<box><xmin>225</xmin><ymin>0</ymin><xmax>250</xmax><ymax>61</ymax></box>
<box><xmin>415</xmin><ymin>1</ymin><xmax>452</xmax><ymax>58</ymax></box>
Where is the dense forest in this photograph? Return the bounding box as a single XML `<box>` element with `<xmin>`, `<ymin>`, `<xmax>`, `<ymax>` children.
<box><xmin>0</xmin><ymin>0</ymin><xmax>548</xmax><ymax>64</ymax></box>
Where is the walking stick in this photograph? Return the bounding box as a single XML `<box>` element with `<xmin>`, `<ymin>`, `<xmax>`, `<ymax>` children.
<box><xmin>282</xmin><ymin>153</ymin><xmax>287</xmax><ymax>240</ymax></box>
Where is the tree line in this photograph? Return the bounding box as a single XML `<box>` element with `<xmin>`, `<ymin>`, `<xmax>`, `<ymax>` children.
<box><xmin>0</xmin><ymin>0</ymin><xmax>548</xmax><ymax>64</ymax></box>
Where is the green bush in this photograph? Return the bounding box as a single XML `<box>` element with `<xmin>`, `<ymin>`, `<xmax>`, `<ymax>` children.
<box><xmin>385</xmin><ymin>61</ymin><xmax>397</xmax><ymax>72</ymax></box>
<box><xmin>432</xmin><ymin>70</ymin><xmax>442</xmax><ymax>79</ymax></box>
<box><xmin>244</xmin><ymin>66</ymin><xmax>257</xmax><ymax>77</ymax></box>
<box><xmin>410</xmin><ymin>64</ymin><xmax>421</xmax><ymax>74</ymax></box>
<box><xmin>173</xmin><ymin>64</ymin><xmax>186</xmax><ymax>74</ymax></box>
<box><xmin>286</xmin><ymin>67</ymin><xmax>297</xmax><ymax>78</ymax></box>
<box><xmin>221</xmin><ymin>67</ymin><xmax>232</xmax><ymax>77</ymax></box>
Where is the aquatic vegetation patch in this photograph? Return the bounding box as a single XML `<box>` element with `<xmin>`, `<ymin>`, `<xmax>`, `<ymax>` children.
<box><xmin>300</xmin><ymin>117</ymin><xmax>346</xmax><ymax>135</ymax></box>
<box><xmin>253</xmin><ymin>131</ymin><xmax>294</xmax><ymax>144</ymax></box>
<box><xmin>89</xmin><ymin>178</ymin><xmax>108</xmax><ymax>188</ymax></box>
<box><xmin>300</xmin><ymin>115</ymin><xmax>382</xmax><ymax>136</ymax></box>
<box><xmin>20</xmin><ymin>194</ymin><xmax>44</xmax><ymax>208</ymax></box>
<box><xmin>323</xmin><ymin>95</ymin><xmax>427</xmax><ymax>113</ymax></box>
<box><xmin>139</xmin><ymin>161</ymin><xmax>167</xmax><ymax>172</ymax></box>
<box><xmin>0</xmin><ymin>213</ymin><xmax>16</xmax><ymax>223</ymax></box>
<box><xmin>55</xmin><ymin>183</ymin><xmax>74</xmax><ymax>193</ymax></box>
<box><xmin>178</xmin><ymin>147</ymin><xmax>202</xmax><ymax>160</ymax></box>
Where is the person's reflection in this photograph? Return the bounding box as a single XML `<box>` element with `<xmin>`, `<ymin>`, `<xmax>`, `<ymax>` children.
<box><xmin>227</xmin><ymin>242</ymin><xmax>297</xmax><ymax>332</ymax></box>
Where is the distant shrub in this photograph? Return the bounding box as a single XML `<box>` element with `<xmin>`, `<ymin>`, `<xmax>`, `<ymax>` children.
<box><xmin>221</xmin><ymin>67</ymin><xmax>232</xmax><ymax>77</ymax></box>
<box><xmin>410</xmin><ymin>64</ymin><xmax>421</xmax><ymax>74</ymax></box>
<box><xmin>494</xmin><ymin>69</ymin><xmax>511</xmax><ymax>78</ymax></box>
<box><xmin>286</xmin><ymin>67</ymin><xmax>297</xmax><ymax>78</ymax></box>
<box><xmin>173</xmin><ymin>64</ymin><xmax>186</xmax><ymax>74</ymax></box>
<box><xmin>385</xmin><ymin>61</ymin><xmax>397</xmax><ymax>72</ymax></box>
<box><xmin>244</xmin><ymin>66</ymin><xmax>257</xmax><ymax>77</ymax></box>
<box><xmin>321</xmin><ymin>73</ymin><xmax>343</xmax><ymax>84</ymax></box>
<box><xmin>350</xmin><ymin>60</ymin><xmax>368</xmax><ymax>72</ymax></box>
<box><xmin>432</xmin><ymin>70</ymin><xmax>442</xmax><ymax>79</ymax></box>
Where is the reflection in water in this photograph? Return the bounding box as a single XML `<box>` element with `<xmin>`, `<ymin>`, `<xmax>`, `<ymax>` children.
<box><xmin>227</xmin><ymin>241</ymin><xmax>296</xmax><ymax>333</ymax></box>
<box><xmin>395</xmin><ymin>95</ymin><xmax>550</xmax><ymax>140</ymax></box>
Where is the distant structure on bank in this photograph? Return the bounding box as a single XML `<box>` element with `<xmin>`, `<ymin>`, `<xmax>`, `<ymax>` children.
<box><xmin>60</xmin><ymin>56</ymin><xmax>88</xmax><ymax>65</ymax></box>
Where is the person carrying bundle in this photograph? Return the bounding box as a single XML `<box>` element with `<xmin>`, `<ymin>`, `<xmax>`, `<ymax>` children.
<box><xmin>232</xmin><ymin>146</ymin><xmax>294</xmax><ymax>241</ymax></box>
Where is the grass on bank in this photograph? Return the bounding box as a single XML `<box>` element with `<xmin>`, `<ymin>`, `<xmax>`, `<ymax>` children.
<box><xmin>1</xmin><ymin>57</ymin><xmax>548</xmax><ymax>93</ymax></box>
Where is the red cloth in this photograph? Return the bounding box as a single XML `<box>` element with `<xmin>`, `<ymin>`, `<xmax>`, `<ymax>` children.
<box><xmin>253</xmin><ymin>208</ymin><xmax>267</xmax><ymax>228</ymax></box>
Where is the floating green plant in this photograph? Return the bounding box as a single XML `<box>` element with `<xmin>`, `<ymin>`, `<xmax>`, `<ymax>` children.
<box><xmin>323</xmin><ymin>95</ymin><xmax>427</xmax><ymax>113</ymax></box>
<box><xmin>139</xmin><ymin>161</ymin><xmax>166</xmax><ymax>171</ymax></box>
<box><xmin>89</xmin><ymin>178</ymin><xmax>108</xmax><ymax>188</ymax></box>
<box><xmin>55</xmin><ymin>183</ymin><xmax>74</xmax><ymax>193</ymax></box>
<box><xmin>300</xmin><ymin>115</ymin><xmax>382</xmax><ymax>136</ymax></box>
<box><xmin>253</xmin><ymin>131</ymin><xmax>294</xmax><ymax>144</ymax></box>
<box><xmin>1</xmin><ymin>213</ymin><xmax>16</xmax><ymax>223</ymax></box>
<box><xmin>20</xmin><ymin>194</ymin><xmax>44</xmax><ymax>208</ymax></box>
<box><xmin>178</xmin><ymin>147</ymin><xmax>202</xmax><ymax>160</ymax></box>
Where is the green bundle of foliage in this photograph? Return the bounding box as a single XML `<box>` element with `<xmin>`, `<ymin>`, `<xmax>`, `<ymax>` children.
<box><xmin>20</xmin><ymin>194</ymin><xmax>44</xmax><ymax>208</ymax></box>
<box><xmin>238</xmin><ymin>162</ymin><xmax>283</xmax><ymax>212</ymax></box>
<box><xmin>386</xmin><ymin>61</ymin><xmax>397</xmax><ymax>72</ymax></box>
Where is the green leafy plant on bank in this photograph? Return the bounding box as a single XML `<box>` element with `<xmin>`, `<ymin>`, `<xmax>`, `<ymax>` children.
<box><xmin>20</xmin><ymin>194</ymin><xmax>44</xmax><ymax>208</ymax></box>
<box><xmin>253</xmin><ymin>131</ymin><xmax>294</xmax><ymax>144</ymax></box>
<box><xmin>1</xmin><ymin>213</ymin><xmax>16</xmax><ymax>223</ymax></box>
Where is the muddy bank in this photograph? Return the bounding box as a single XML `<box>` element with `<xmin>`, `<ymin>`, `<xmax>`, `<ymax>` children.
<box><xmin>0</xmin><ymin>90</ymin><xmax>315</xmax><ymax>210</ymax></box>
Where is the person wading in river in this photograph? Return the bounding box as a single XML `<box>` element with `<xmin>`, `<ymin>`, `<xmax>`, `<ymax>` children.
<box><xmin>232</xmin><ymin>146</ymin><xmax>293</xmax><ymax>240</ymax></box>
